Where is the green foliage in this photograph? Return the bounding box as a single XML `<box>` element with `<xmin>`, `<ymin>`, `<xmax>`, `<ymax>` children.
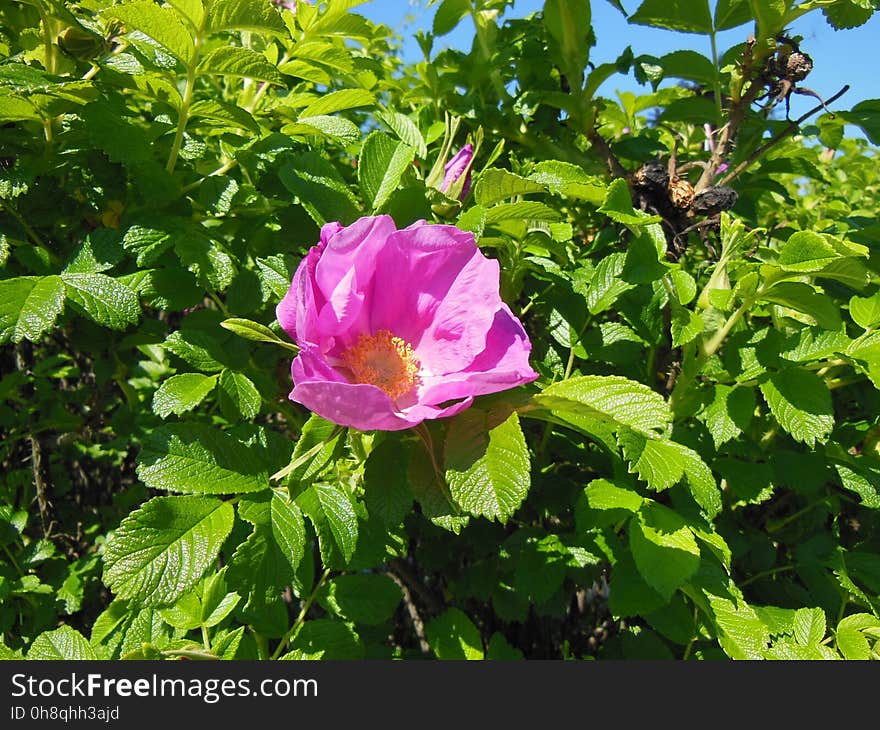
<box><xmin>2</xmin><ymin>0</ymin><xmax>879</xmax><ymax>662</ymax></box>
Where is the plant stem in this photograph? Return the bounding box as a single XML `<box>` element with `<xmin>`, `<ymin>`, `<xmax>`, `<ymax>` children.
<box><xmin>201</xmin><ymin>624</ymin><xmax>211</xmax><ymax>652</ymax></box>
<box><xmin>166</xmin><ymin>27</ymin><xmax>206</xmax><ymax>173</ymax></box>
<box><xmin>270</xmin><ymin>427</ymin><xmax>344</xmax><ymax>482</ymax></box>
<box><xmin>739</xmin><ymin>564</ymin><xmax>796</xmax><ymax>588</ymax></box>
<box><xmin>270</xmin><ymin>568</ymin><xmax>331</xmax><ymax>660</ymax></box>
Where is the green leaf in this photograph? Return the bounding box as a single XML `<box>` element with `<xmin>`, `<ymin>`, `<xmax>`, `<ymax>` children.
<box><xmin>286</xmin><ymin>115</ymin><xmax>361</xmax><ymax>145</ymax></box>
<box><xmin>364</xmin><ymin>438</ymin><xmax>413</xmax><ymax>525</ymax></box>
<box><xmin>599</xmin><ymin>178</ymin><xmax>662</xmax><ymax>226</ymax></box>
<box><xmin>107</xmin><ymin>1</ymin><xmax>195</xmax><ymax>64</ymax></box>
<box><xmin>190</xmin><ymin>99</ymin><xmax>259</xmax><ymax>134</ymax></box>
<box><xmin>197</xmin><ymin>47</ymin><xmax>282</xmax><ymax>84</ymax></box>
<box><xmin>474</xmin><ymin>168</ymin><xmax>547</xmax><ymax>207</ymax></box>
<box><xmin>433</xmin><ymin>0</ymin><xmax>470</xmax><ymax>35</ymax></box>
<box><xmin>483</xmin><ymin>203</ymin><xmax>560</xmax><ymax>229</ymax></box>
<box><xmin>315</xmin><ymin>483</ymin><xmax>358</xmax><ymax>564</ymax></box>
<box><xmin>1</xmin><ymin>276</ymin><xmax>65</xmax><ymax>344</ymax></box>
<box><xmin>444</xmin><ymin>411</ymin><xmax>530</xmax><ymax>522</ymax></box>
<box><xmin>793</xmin><ymin>607</ymin><xmax>826</xmax><ymax>646</ymax></box>
<box><xmin>836</xmin><ymin>613</ymin><xmax>880</xmax><ymax>660</ymax></box>
<box><xmin>630</xmin><ymin>0</ymin><xmax>713</xmax><ymax>34</ymax></box>
<box><xmin>608</xmin><ymin>552</ymin><xmax>668</xmax><ymax>618</ymax></box>
<box><xmin>279</xmin><ymin>153</ymin><xmax>361</xmax><ymax>226</ymax></box>
<box><xmin>159</xmin><ymin>591</ymin><xmax>203</xmax><ymax>631</ymax></box>
<box><xmin>288</xmin><ymin>415</ymin><xmax>343</xmax><ymax>488</ymax></box>
<box><xmin>528</xmin><ymin>160</ymin><xmax>606</xmax><ymax>203</ymax></box>
<box><xmin>702</xmin><ymin>578</ymin><xmax>770</xmax><ymax>660</ymax></box>
<box><xmin>358</xmin><ymin>131</ymin><xmax>415</xmax><ymax>212</ymax></box>
<box><xmin>205</xmin><ymin>0</ymin><xmax>288</xmax><ymax>36</ymax></box>
<box><xmin>229</xmin><ymin>492</ymin><xmax>306</xmax><ymax>605</ymax></box>
<box><xmin>61</xmin><ymin>273</ymin><xmax>140</xmax><ymax>330</ymax></box>
<box><xmin>537</xmin><ymin>375</ymin><xmax>672</xmax><ymax>436</ymax></box>
<box><xmin>823</xmin><ymin>0</ymin><xmax>875</xmax><ymax>29</ymax></box>
<box><xmin>543</xmin><ymin>0</ymin><xmax>592</xmax><ymax>83</ymax></box>
<box><xmin>714</xmin><ymin>0</ymin><xmax>754</xmax><ymax>30</ymax></box>
<box><xmin>759</xmin><ymin>282</ymin><xmax>842</xmax><ymax>330</ymax></box>
<box><xmin>629</xmin><ymin>502</ymin><xmax>701</xmax><ymax>600</ymax></box>
<box><xmin>699</xmin><ymin>384</ymin><xmax>755</xmax><ymax>449</ymax></box>
<box><xmin>152</xmin><ymin>373</ymin><xmax>217</xmax><ymax>418</ymax></box>
<box><xmin>514</xmin><ymin>534</ymin><xmax>569</xmax><ymax>604</ymax></box>
<box><xmin>300</xmin><ymin>88</ymin><xmax>375</xmax><ymax>118</ymax></box>
<box><xmin>137</xmin><ymin>423</ymin><xmax>269</xmax><ymax>494</ymax></box>
<box><xmin>671</xmin><ymin>308</ymin><xmax>704</xmax><ymax>347</ymax></box>
<box><xmin>833</xmin><ymin>463</ymin><xmax>880</xmax><ymax>509</ymax></box>
<box><xmin>375</xmin><ymin>109</ymin><xmax>427</xmax><ymax>158</ymax></box>
<box><xmin>759</xmin><ymin>369</ymin><xmax>834</xmax><ymax>447</ymax></box>
<box><xmin>318</xmin><ymin>574</ymin><xmax>402</xmax><ymax>625</ymax></box>
<box><xmin>103</xmin><ymin>496</ymin><xmax>234</xmax><ymax>607</ymax></box>
<box><xmin>29</xmin><ymin>625</ymin><xmax>97</xmax><ymax>660</ymax></box>
<box><xmin>287</xmin><ymin>620</ymin><xmax>364</xmax><ymax>659</ymax></box>
<box><xmin>217</xmin><ymin>369</ymin><xmax>261</xmax><ymax>420</ymax></box>
<box><xmin>659</xmin><ymin>50</ymin><xmax>718</xmax><ymax>86</ymax></box>
<box><xmin>426</xmin><ymin>608</ymin><xmax>484</xmax><ymax>660</ymax></box>
<box><xmin>221</xmin><ymin>317</ymin><xmax>298</xmax><ymax>351</ymax></box>
<box><xmin>850</xmin><ymin>291</ymin><xmax>880</xmax><ymax>329</ymax></box>
<box><xmin>163</xmin><ymin>329</ymin><xmax>227</xmax><ymax>372</ymax></box>
<box><xmin>583</xmin><ymin>478</ymin><xmax>644</xmax><ymax>513</ymax></box>
<box><xmin>618</xmin><ymin>431</ymin><xmax>683</xmax><ymax>491</ymax></box>
<box><xmin>777</xmin><ymin>231</ymin><xmax>840</xmax><ymax>272</ymax></box>
<box><xmin>840</xmin><ymin>100</ymin><xmax>880</xmax><ymax>145</ymax></box>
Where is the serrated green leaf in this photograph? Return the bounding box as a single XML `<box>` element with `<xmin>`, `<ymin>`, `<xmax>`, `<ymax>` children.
<box><xmin>583</xmin><ymin>478</ymin><xmax>644</xmax><ymax>513</ymax></box>
<box><xmin>375</xmin><ymin>109</ymin><xmax>427</xmax><ymax>158</ymax></box>
<box><xmin>152</xmin><ymin>373</ymin><xmax>217</xmax><ymax>418</ymax></box>
<box><xmin>537</xmin><ymin>375</ymin><xmax>672</xmax><ymax>436</ymax></box>
<box><xmin>630</xmin><ymin>0</ymin><xmax>713</xmax><ymax>34</ymax></box>
<box><xmin>433</xmin><ymin>0</ymin><xmax>470</xmax><ymax>35</ymax></box>
<box><xmin>315</xmin><ymin>483</ymin><xmax>358</xmax><ymax>564</ymax></box>
<box><xmin>836</xmin><ymin>613</ymin><xmax>879</xmax><ymax>660</ymax></box>
<box><xmin>107</xmin><ymin>1</ymin><xmax>195</xmax><ymax>64</ymax></box>
<box><xmin>474</xmin><ymin>168</ymin><xmax>547</xmax><ymax>207</ymax></box>
<box><xmin>444</xmin><ymin>411</ymin><xmax>530</xmax><ymax>522</ymax></box>
<box><xmin>163</xmin><ymin>329</ymin><xmax>227</xmax><ymax>372</ymax></box>
<box><xmin>279</xmin><ymin>153</ymin><xmax>361</xmax><ymax>225</ymax></box>
<box><xmin>793</xmin><ymin>607</ymin><xmax>826</xmax><ymax>646</ymax></box>
<box><xmin>29</xmin><ymin>625</ymin><xmax>97</xmax><ymax>660</ymax></box>
<box><xmin>288</xmin><ymin>619</ymin><xmax>364</xmax><ymax>659</ymax></box>
<box><xmin>759</xmin><ymin>369</ymin><xmax>834</xmax><ymax>447</ymax></box>
<box><xmin>364</xmin><ymin>438</ymin><xmax>413</xmax><ymax>525</ymax></box>
<box><xmin>299</xmin><ymin>88</ymin><xmax>375</xmax><ymax>118</ymax></box>
<box><xmin>629</xmin><ymin>502</ymin><xmax>700</xmax><ymax>600</ymax></box>
<box><xmin>528</xmin><ymin>160</ymin><xmax>606</xmax><ymax>203</ymax></box>
<box><xmin>197</xmin><ymin>47</ymin><xmax>282</xmax><ymax>84</ymax></box>
<box><xmin>700</xmin><ymin>384</ymin><xmax>755</xmax><ymax>449</ymax></box>
<box><xmin>103</xmin><ymin>496</ymin><xmax>234</xmax><ymax>607</ymax></box>
<box><xmin>426</xmin><ymin>608</ymin><xmax>484</xmax><ymax>659</ymax></box>
<box><xmin>205</xmin><ymin>0</ymin><xmax>288</xmax><ymax>35</ymax></box>
<box><xmin>850</xmin><ymin>291</ymin><xmax>880</xmax><ymax>330</ymax></box>
<box><xmin>1</xmin><ymin>275</ymin><xmax>65</xmax><ymax>344</ymax></box>
<box><xmin>485</xmin><ymin>201</ymin><xmax>561</xmax><ymax>224</ymax></box>
<box><xmin>358</xmin><ymin>131</ymin><xmax>415</xmax><ymax>212</ymax></box>
<box><xmin>61</xmin><ymin>273</ymin><xmax>140</xmax><ymax>330</ymax></box>
<box><xmin>137</xmin><ymin>423</ymin><xmax>269</xmax><ymax>494</ymax></box>
<box><xmin>217</xmin><ymin>369</ymin><xmax>261</xmax><ymax>420</ymax></box>
<box><xmin>318</xmin><ymin>574</ymin><xmax>402</xmax><ymax>625</ymax></box>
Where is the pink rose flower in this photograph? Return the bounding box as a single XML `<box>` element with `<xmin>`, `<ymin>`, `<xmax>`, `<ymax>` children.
<box><xmin>276</xmin><ymin>215</ymin><xmax>538</xmax><ymax>431</ymax></box>
<box><xmin>439</xmin><ymin>144</ymin><xmax>474</xmax><ymax>200</ymax></box>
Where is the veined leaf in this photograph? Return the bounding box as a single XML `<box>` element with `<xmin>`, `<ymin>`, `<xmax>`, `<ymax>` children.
<box><xmin>103</xmin><ymin>496</ymin><xmax>234</xmax><ymax>607</ymax></box>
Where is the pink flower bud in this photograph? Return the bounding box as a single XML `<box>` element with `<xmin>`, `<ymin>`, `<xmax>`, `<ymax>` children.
<box><xmin>440</xmin><ymin>144</ymin><xmax>474</xmax><ymax>200</ymax></box>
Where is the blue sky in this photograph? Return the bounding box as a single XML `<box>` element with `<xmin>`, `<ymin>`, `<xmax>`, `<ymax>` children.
<box><xmin>359</xmin><ymin>0</ymin><xmax>880</xmax><ymax>124</ymax></box>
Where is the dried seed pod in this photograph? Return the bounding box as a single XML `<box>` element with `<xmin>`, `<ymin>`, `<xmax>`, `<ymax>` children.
<box><xmin>692</xmin><ymin>185</ymin><xmax>738</xmax><ymax>215</ymax></box>
<box><xmin>668</xmin><ymin>177</ymin><xmax>695</xmax><ymax>210</ymax></box>
<box><xmin>786</xmin><ymin>51</ymin><xmax>813</xmax><ymax>82</ymax></box>
<box><xmin>633</xmin><ymin>161</ymin><xmax>669</xmax><ymax>192</ymax></box>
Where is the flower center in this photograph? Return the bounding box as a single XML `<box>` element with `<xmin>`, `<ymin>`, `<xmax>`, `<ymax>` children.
<box><xmin>342</xmin><ymin>330</ymin><xmax>421</xmax><ymax>400</ymax></box>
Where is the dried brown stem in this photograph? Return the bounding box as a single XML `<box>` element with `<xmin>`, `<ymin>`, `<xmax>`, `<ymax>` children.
<box><xmin>718</xmin><ymin>84</ymin><xmax>850</xmax><ymax>187</ymax></box>
<box><xmin>386</xmin><ymin>570</ymin><xmax>430</xmax><ymax>654</ymax></box>
<box><xmin>587</xmin><ymin>129</ymin><xmax>628</xmax><ymax>180</ymax></box>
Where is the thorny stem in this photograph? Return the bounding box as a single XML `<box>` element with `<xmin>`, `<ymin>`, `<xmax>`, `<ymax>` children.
<box><xmin>270</xmin><ymin>568</ymin><xmax>331</xmax><ymax>660</ymax></box>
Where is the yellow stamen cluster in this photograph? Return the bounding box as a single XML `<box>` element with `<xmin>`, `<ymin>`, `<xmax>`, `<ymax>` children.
<box><xmin>342</xmin><ymin>330</ymin><xmax>421</xmax><ymax>400</ymax></box>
